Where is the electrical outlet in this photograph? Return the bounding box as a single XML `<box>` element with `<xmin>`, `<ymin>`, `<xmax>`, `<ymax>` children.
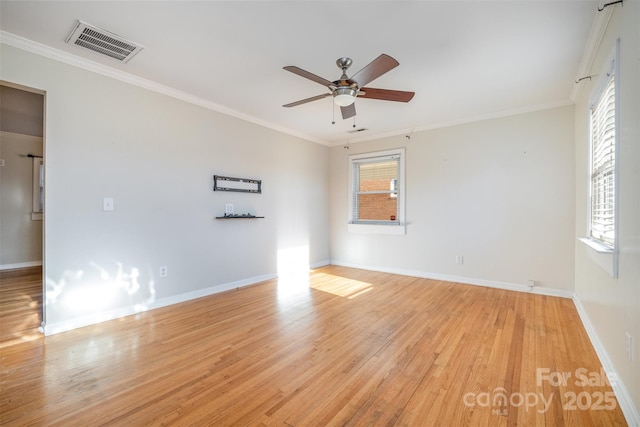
<box><xmin>527</xmin><ymin>280</ymin><xmax>536</xmax><ymax>288</ymax></box>
<box><xmin>455</xmin><ymin>255</ymin><xmax>464</xmax><ymax>265</ymax></box>
<box><xmin>159</xmin><ymin>266</ymin><xmax>168</xmax><ymax>278</ymax></box>
<box><xmin>103</xmin><ymin>197</ymin><xmax>114</xmax><ymax>211</ymax></box>
<box><xmin>625</xmin><ymin>332</ymin><xmax>633</xmax><ymax>362</ymax></box>
<box><xmin>225</xmin><ymin>203</ymin><xmax>234</xmax><ymax>214</ymax></box>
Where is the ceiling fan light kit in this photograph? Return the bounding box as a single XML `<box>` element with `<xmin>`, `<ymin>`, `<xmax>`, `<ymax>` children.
<box><xmin>333</xmin><ymin>87</ymin><xmax>357</xmax><ymax>106</ymax></box>
<box><xmin>283</xmin><ymin>53</ymin><xmax>414</xmax><ymax>121</ymax></box>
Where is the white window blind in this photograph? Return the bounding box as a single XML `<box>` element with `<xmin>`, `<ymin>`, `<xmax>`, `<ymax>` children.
<box><xmin>590</xmin><ymin>73</ymin><xmax>616</xmax><ymax>247</ymax></box>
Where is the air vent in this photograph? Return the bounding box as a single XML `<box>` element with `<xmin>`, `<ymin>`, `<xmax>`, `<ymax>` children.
<box><xmin>65</xmin><ymin>20</ymin><xmax>143</xmax><ymax>63</ymax></box>
<box><xmin>348</xmin><ymin>128</ymin><xmax>368</xmax><ymax>133</ymax></box>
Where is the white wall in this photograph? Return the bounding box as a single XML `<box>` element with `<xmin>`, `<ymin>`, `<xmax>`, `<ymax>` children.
<box><xmin>0</xmin><ymin>44</ymin><xmax>330</xmax><ymax>333</ymax></box>
<box><xmin>573</xmin><ymin>1</ymin><xmax>640</xmax><ymax>420</ymax></box>
<box><xmin>330</xmin><ymin>106</ymin><xmax>575</xmax><ymax>294</ymax></box>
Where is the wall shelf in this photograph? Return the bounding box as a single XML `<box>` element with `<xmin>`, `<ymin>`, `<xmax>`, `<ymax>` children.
<box><xmin>215</xmin><ymin>216</ymin><xmax>264</xmax><ymax>219</ymax></box>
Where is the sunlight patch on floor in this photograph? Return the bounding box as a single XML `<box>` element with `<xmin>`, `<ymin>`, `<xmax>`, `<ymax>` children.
<box><xmin>310</xmin><ymin>272</ymin><xmax>374</xmax><ymax>299</ymax></box>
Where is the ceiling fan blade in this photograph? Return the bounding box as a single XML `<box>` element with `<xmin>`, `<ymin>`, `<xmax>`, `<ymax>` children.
<box><xmin>283</xmin><ymin>66</ymin><xmax>334</xmax><ymax>88</ymax></box>
<box><xmin>283</xmin><ymin>93</ymin><xmax>331</xmax><ymax>108</ymax></box>
<box><xmin>341</xmin><ymin>103</ymin><xmax>356</xmax><ymax>120</ymax></box>
<box><xmin>350</xmin><ymin>54</ymin><xmax>399</xmax><ymax>88</ymax></box>
<box><xmin>359</xmin><ymin>87</ymin><xmax>415</xmax><ymax>102</ymax></box>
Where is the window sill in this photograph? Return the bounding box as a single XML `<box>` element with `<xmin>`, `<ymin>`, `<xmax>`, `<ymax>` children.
<box><xmin>348</xmin><ymin>223</ymin><xmax>406</xmax><ymax>235</ymax></box>
<box><xmin>578</xmin><ymin>237</ymin><xmax>614</xmax><ymax>253</ymax></box>
<box><xmin>578</xmin><ymin>238</ymin><xmax>618</xmax><ymax>278</ymax></box>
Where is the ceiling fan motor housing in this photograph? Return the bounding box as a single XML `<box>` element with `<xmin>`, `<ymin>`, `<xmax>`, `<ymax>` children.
<box><xmin>333</xmin><ymin>58</ymin><xmax>358</xmax><ymax>106</ymax></box>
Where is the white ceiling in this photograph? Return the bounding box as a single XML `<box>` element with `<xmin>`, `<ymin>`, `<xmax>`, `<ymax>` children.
<box><xmin>0</xmin><ymin>1</ymin><xmax>597</xmax><ymax>145</ymax></box>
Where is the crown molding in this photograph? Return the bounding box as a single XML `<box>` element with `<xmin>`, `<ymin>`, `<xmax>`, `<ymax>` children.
<box><xmin>0</xmin><ymin>31</ymin><xmax>327</xmax><ymax>146</ymax></box>
<box><xmin>570</xmin><ymin>5</ymin><xmax>614</xmax><ymax>102</ymax></box>
<box><xmin>335</xmin><ymin>99</ymin><xmax>574</xmax><ymax>146</ymax></box>
<box><xmin>2</xmin><ymin>26</ymin><xmax>599</xmax><ymax>148</ymax></box>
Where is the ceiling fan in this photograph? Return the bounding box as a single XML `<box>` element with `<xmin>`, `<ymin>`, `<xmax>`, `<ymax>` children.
<box><xmin>282</xmin><ymin>54</ymin><xmax>415</xmax><ymax>120</ymax></box>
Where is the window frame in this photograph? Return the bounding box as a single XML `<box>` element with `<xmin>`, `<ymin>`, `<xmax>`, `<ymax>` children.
<box><xmin>347</xmin><ymin>148</ymin><xmax>406</xmax><ymax>235</ymax></box>
<box><xmin>580</xmin><ymin>39</ymin><xmax>619</xmax><ymax>277</ymax></box>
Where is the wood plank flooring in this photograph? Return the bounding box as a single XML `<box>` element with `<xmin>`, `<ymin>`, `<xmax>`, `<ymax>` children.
<box><xmin>0</xmin><ymin>265</ymin><xmax>628</xmax><ymax>426</ymax></box>
<box><xmin>0</xmin><ymin>266</ymin><xmax>42</xmax><ymax>349</ymax></box>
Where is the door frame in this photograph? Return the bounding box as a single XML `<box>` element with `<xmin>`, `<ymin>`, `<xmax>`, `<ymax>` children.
<box><xmin>0</xmin><ymin>80</ymin><xmax>47</xmax><ymax>331</ymax></box>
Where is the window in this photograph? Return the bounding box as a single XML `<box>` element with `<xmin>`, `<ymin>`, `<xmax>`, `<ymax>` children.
<box><xmin>588</xmin><ymin>46</ymin><xmax>618</xmax><ymax>250</ymax></box>
<box><xmin>580</xmin><ymin>39</ymin><xmax>619</xmax><ymax>278</ymax></box>
<box><xmin>31</xmin><ymin>156</ymin><xmax>44</xmax><ymax>220</ymax></box>
<box><xmin>348</xmin><ymin>148</ymin><xmax>405</xmax><ymax>235</ymax></box>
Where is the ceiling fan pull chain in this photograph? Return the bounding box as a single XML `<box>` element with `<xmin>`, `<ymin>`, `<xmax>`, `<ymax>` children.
<box><xmin>353</xmin><ymin>117</ymin><xmax>356</xmax><ymax>128</ymax></box>
<box><xmin>332</xmin><ymin>103</ymin><xmax>336</xmax><ymax>125</ymax></box>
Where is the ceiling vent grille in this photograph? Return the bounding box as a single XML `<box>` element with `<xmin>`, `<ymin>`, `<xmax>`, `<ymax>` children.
<box><xmin>65</xmin><ymin>20</ymin><xmax>143</xmax><ymax>63</ymax></box>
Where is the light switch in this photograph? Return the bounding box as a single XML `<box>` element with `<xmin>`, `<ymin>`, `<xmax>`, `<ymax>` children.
<box><xmin>103</xmin><ymin>197</ymin><xmax>114</xmax><ymax>211</ymax></box>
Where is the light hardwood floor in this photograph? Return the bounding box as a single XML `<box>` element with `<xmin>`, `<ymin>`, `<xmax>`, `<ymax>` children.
<box><xmin>0</xmin><ymin>266</ymin><xmax>42</xmax><ymax>349</ymax></box>
<box><xmin>0</xmin><ymin>265</ymin><xmax>627</xmax><ymax>426</ymax></box>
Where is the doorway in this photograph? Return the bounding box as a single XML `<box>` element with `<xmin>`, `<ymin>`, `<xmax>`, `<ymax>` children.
<box><xmin>0</xmin><ymin>82</ymin><xmax>45</xmax><ymax>344</ymax></box>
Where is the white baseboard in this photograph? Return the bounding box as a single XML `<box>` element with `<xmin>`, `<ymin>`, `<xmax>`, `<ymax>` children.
<box><xmin>310</xmin><ymin>259</ymin><xmax>331</xmax><ymax>269</ymax></box>
<box><xmin>0</xmin><ymin>261</ymin><xmax>42</xmax><ymax>270</ymax></box>
<box><xmin>42</xmin><ymin>259</ymin><xmax>331</xmax><ymax>336</ymax></box>
<box><xmin>42</xmin><ymin>272</ymin><xmax>277</xmax><ymax>336</ymax></box>
<box><xmin>329</xmin><ymin>260</ymin><xmax>575</xmax><ymax>299</ymax></box>
<box><xmin>573</xmin><ymin>297</ymin><xmax>640</xmax><ymax>427</ymax></box>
